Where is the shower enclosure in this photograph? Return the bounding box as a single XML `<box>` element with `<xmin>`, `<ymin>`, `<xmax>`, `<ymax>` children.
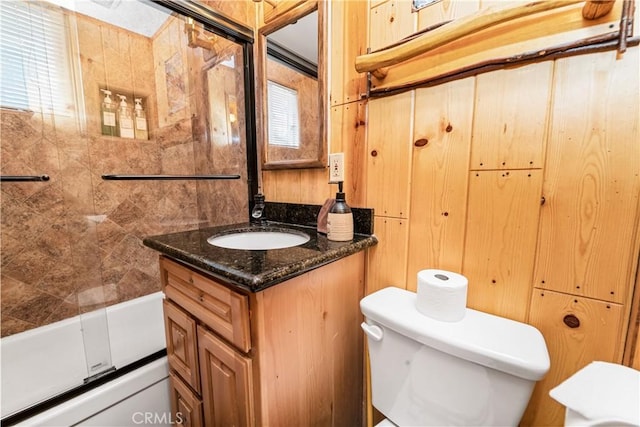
<box><xmin>0</xmin><ymin>0</ymin><xmax>256</xmax><ymax>420</ymax></box>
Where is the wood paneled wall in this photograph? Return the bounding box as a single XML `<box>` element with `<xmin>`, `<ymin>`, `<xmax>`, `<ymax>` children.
<box><xmin>256</xmin><ymin>0</ymin><xmax>640</xmax><ymax>426</ymax></box>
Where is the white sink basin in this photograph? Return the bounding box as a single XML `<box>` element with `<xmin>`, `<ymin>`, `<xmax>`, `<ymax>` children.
<box><xmin>207</xmin><ymin>230</ymin><xmax>310</xmax><ymax>250</ymax></box>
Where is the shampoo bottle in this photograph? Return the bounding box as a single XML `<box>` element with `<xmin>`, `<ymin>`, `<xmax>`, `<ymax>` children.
<box><xmin>327</xmin><ymin>192</ymin><xmax>353</xmax><ymax>241</ymax></box>
<box><xmin>100</xmin><ymin>89</ymin><xmax>116</xmax><ymax>136</ymax></box>
<box><xmin>133</xmin><ymin>98</ymin><xmax>148</xmax><ymax>140</ymax></box>
<box><xmin>116</xmin><ymin>95</ymin><xmax>134</xmax><ymax>139</ymax></box>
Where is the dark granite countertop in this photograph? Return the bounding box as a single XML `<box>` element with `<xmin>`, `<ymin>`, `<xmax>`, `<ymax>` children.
<box><xmin>143</xmin><ymin>220</ymin><xmax>377</xmax><ymax>293</ymax></box>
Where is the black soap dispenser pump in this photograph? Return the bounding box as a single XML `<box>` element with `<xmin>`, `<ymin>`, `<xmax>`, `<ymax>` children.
<box><xmin>327</xmin><ymin>183</ymin><xmax>353</xmax><ymax>241</ymax></box>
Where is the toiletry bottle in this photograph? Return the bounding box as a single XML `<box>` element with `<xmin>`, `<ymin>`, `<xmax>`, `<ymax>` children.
<box><xmin>133</xmin><ymin>98</ymin><xmax>148</xmax><ymax>140</ymax></box>
<box><xmin>100</xmin><ymin>89</ymin><xmax>116</xmax><ymax>136</ymax></box>
<box><xmin>327</xmin><ymin>192</ymin><xmax>354</xmax><ymax>241</ymax></box>
<box><xmin>116</xmin><ymin>95</ymin><xmax>134</xmax><ymax>139</ymax></box>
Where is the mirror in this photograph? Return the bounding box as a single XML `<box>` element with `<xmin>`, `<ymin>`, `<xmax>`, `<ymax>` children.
<box><xmin>257</xmin><ymin>1</ymin><xmax>326</xmax><ymax>170</ymax></box>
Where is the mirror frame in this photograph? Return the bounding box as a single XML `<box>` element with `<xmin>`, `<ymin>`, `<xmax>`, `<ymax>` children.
<box><xmin>256</xmin><ymin>0</ymin><xmax>327</xmax><ymax>170</ymax></box>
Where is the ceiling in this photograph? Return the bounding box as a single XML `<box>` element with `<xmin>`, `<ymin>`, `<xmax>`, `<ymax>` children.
<box><xmin>267</xmin><ymin>11</ymin><xmax>318</xmax><ymax>66</ymax></box>
<box><xmin>44</xmin><ymin>0</ymin><xmax>317</xmax><ymax>64</ymax></box>
<box><xmin>46</xmin><ymin>0</ymin><xmax>170</xmax><ymax>37</ymax></box>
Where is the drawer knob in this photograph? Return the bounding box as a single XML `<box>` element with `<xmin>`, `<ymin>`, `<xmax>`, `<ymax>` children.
<box><xmin>189</xmin><ymin>277</ymin><xmax>194</xmax><ymax>284</ymax></box>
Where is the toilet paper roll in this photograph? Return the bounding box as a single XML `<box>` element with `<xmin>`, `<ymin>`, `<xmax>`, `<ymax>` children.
<box><xmin>416</xmin><ymin>269</ymin><xmax>468</xmax><ymax>322</ymax></box>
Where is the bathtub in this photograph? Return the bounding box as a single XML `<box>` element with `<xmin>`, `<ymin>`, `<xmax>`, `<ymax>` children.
<box><xmin>1</xmin><ymin>292</ymin><xmax>171</xmax><ymax>426</ymax></box>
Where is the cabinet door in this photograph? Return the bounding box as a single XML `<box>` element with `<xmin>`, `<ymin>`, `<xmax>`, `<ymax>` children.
<box><xmin>463</xmin><ymin>169</ymin><xmax>543</xmax><ymax>322</ymax></box>
<box><xmin>164</xmin><ymin>300</ymin><xmax>200</xmax><ymax>393</ymax></box>
<box><xmin>169</xmin><ymin>372</ymin><xmax>203</xmax><ymax>427</ymax></box>
<box><xmin>533</xmin><ymin>50</ymin><xmax>640</xmax><ymax>304</ymax></box>
<box><xmin>198</xmin><ymin>326</ymin><xmax>254</xmax><ymax>427</ymax></box>
<box><xmin>522</xmin><ymin>289</ymin><xmax>624</xmax><ymax>426</ymax></box>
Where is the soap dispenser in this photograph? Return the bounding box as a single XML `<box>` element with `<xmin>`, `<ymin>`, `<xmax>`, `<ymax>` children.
<box><xmin>327</xmin><ymin>184</ymin><xmax>353</xmax><ymax>242</ymax></box>
<box><xmin>133</xmin><ymin>98</ymin><xmax>148</xmax><ymax>140</ymax></box>
<box><xmin>100</xmin><ymin>89</ymin><xmax>116</xmax><ymax>136</ymax></box>
<box><xmin>116</xmin><ymin>95</ymin><xmax>134</xmax><ymax>139</ymax></box>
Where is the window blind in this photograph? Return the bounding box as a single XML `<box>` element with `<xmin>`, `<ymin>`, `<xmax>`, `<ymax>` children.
<box><xmin>267</xmin><ymin>80</ymin><xmax>300</xmax><ymax>148</ymax></box>
<box><xmin>0</xmin><ymin>1</ymin><xmax>73</xmax><ymax>115</ymax></box>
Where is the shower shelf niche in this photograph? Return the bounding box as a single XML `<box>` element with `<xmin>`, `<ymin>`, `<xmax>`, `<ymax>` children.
<box><xmin>98</xmin><ymin>86</ymin><xmax>151</xmax><ymax>140</ymax></box>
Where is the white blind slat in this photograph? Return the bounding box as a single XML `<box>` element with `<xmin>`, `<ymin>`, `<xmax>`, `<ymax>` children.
<box><xmin>0</xmin><ymin>1</ymin><xmax>73</xmax><ymax>115</ymax></box>
<box><xmin>267</xmin><ymin>80</ymin><xmax>300</xmax><ymax>148</ymax></box>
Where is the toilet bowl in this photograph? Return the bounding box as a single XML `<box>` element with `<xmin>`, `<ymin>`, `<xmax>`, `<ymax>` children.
<box><xmin>360</xmin><ymin>287</ymin><xmax>550</xmax><ymax>426</ymax></box>
<box><xmin>550</xmin><ymin>361</ymin><xmax>640</xmax><ymax>427</ymax></box>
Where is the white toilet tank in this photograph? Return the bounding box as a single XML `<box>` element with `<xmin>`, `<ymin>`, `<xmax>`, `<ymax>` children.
<box><xmin>361</xmin><ymin>287</ymin><xmax>550</xmax><ymax>427</ymax></box>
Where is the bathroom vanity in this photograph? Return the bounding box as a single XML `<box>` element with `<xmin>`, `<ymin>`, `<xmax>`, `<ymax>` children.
<box><xmin>144</xmin><ymin>216</ymin><xmax>376</xmax><ymax>427</ymax></box>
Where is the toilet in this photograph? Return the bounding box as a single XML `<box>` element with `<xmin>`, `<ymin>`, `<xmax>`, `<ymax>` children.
<box><xmin>360</xmin><ymin>286</ymin><xmax>550</xmax><ymax>426</ymax></box>
<box><xmin>550</xmin><ymin>361</ymin><xmax>640</xmax><ymax>426</ymax></box>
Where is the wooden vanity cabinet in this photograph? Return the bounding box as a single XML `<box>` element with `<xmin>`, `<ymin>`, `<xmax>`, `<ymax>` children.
<box><xmin>160</xmin><ymin>252</ymin><xmax>365</xmax><ymax>427</ymax></box>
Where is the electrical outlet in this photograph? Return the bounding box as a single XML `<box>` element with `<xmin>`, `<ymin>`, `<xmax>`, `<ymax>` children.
<box><xmin>329</xmin><ymin>152</ymin><xmax>345</xmax><ymax>183</ymax></box>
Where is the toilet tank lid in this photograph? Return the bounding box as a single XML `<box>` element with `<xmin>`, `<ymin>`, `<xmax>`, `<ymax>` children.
<box><xmin>360</xmin><ymin>287</ymin><xmax>550</xmax><ymax>381</ymax></box>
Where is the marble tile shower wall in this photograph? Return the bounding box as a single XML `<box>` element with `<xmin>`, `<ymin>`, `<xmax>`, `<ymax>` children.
<box><xmin>0</xmin><ymin>11</ymin><xmax>247</xmax><ymax>337</ymax></box>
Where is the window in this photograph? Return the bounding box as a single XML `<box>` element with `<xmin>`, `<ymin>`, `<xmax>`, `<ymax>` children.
<box><xmin>267</xmin><ymin>80</ymin><xmax>300</xmax><ymax>148</ymax></box>
<box><xmin>0</xmin><ymin>1</ymin><xmax>74</xmax><ymax>116</ymax></box>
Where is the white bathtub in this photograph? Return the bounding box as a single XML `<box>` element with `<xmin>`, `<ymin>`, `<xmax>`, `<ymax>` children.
<box><xmin>1</xmin><ymin>292</ymin><xmax>171</xmax><ymax>426</ymax></box>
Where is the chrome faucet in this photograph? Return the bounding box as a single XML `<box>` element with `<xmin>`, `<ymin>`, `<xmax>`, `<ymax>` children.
<box><xmin>251</xmin><ymin>193</ymin><xmax>266</xmax><ymax>224</ymax></box>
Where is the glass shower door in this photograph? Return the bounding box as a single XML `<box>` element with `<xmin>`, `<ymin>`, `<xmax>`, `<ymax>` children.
<box><xmin>1</xmin><ymin>0</ymin><xmax>254</xmax><ymax>419</ymax></box>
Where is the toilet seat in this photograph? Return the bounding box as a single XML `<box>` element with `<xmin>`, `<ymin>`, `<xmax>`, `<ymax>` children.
<box><xmin>564</xmin><ymin>408</ymin><xmax>639</xmax><ymax>427</ymax></box>
<box><xmin>550</xmin><ymin>361</ymin><xmax>640</xmax><ymax>426</ymax></box>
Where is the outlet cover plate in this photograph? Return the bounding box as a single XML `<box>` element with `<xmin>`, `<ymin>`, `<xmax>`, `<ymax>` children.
<box><xmin>329</xmin><ymin>152</ymin><xmax>345</xmax><ymax>183</ymax></box>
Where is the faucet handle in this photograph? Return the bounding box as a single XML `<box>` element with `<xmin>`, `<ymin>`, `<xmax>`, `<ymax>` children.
<box><xmin>251</xmin><ymin>193</ymin><xmax>266</xmax><ymax>222</ymax></box>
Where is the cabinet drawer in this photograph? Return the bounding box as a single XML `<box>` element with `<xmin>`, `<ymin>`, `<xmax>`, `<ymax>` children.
<box><xmin>161</xmin><ymin>257</ymin><xmax>251</xmax><ymax>353</ymax></box>
<box><xmin>169</xmin><ymin>372</ymin><xmax>203</xmax><ymax>427</ymax></box>
<box><xmin>164</xmin><ymin>300</ymin><xmax>200</xmax><ymax>393</ymax></box>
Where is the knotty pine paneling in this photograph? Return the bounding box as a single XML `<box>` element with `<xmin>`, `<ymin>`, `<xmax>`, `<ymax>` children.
<box><xmin>533</xmin><ymin>49</ymin><xmax>640</xmax><ymax>304</ymax></box>
<box><xmin>366</xmin><ymin>93</ymin><xmax>413</xmax><ymax>219</ymax></box>
<box><xmin>369</xmin><ymin>0</ymin><xmax>416</xmax><ymax>51</ymax></box>
<box><xmin>369</xmin><ymin>2</ymin><xmax>623</xmax><ymax>93</ymax></box>
<box><xmin>522</xmin><ymin>289</ymin><xmax>625</xmax><ymax>427</ymax></box>
<box><xmin>254</xmin><ymin>253</ymin><xmax>365</xmax><ymax>427</ymax></box>
<box><xmin>329</xmin><ymin>0</ymin><xmax>368</xmax><ymax>106</ymax></box>
<box><xmin>262</xmin><ymin>168</ymin><xmax>331</xmax><ymax>205</ymax></box>
<box><xmin>463</xmin><ymin>169</ymin><xmax>543</xmax><ymax>322</ymax></box>
<box><xmin>416</xmin><ymin>0</ymin><xmax>479</xmax><ymax>30</ymax></box>
<box><xmin>201</xmin><ymin>0</ymin><xmax>255</xmax><ymax>29</ymax></box>
<box><xmin>406</xmin><ymin>78</ymin><xmax>475</xmax><ymax>291</ymax></box>
<box><xmin>330</xmin><ymin>102</ymin><xmax>367</xmax><ymax>207</ymax></box>
<box><xmin>367</xmin><ymin>217</ymin><xmax>409</xmax><ymax>293</ymax></box>
<box><xmin>262</xmin><ymin>0</ymin><xmax>310</xmax><ymax>25</ymax></box>
<box><xmin>633</xmin><ymin>320</ymin><xmax>640</xmax><ymax>370</ymax></box>
<box><xmin>470</xmin><ymin>61</ymin><xmax>552</xmax><ymax>170</ymax></box>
